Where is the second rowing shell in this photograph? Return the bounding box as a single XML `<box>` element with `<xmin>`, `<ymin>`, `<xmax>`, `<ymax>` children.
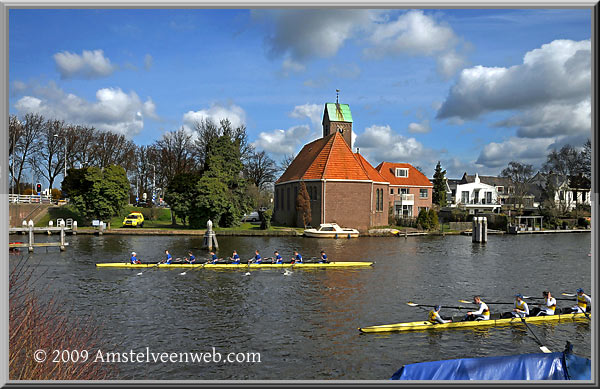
<box><xmin>359</xmin><ymin>312</ymin><xmax>590</xmax><ymax>333</ymax></box>
<box><xmin>96</xmin><ymin>261</ymin><xmax>374</xmax><ymax>269</ymax></box>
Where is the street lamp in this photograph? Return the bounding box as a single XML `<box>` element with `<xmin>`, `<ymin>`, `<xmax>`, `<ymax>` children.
<box><xmin>149</xmin><ymin>164</ymin><xmax>156</xmax><ymax>205</ymax></box>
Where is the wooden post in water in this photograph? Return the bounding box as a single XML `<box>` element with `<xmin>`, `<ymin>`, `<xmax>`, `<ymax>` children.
<box><xmin>28</xmin><ymin>220</ymin><xmax>34</xmax><ymax>252</ymax></box>
<box><xmin>202</xmin><ymin>220</ymin><xmax>218</xmax><ymax>250</ymax></box>
<box><xmin>60</xmin><ymin>225</ymin><xmax>66</xmax><ymax>251</ymax></box>
<box><xmin>472</xmin><ymin>217</ymin><xmax>487</xmax><ymax>243</ymax></box>
<box><xmin>48</xmin><ymin>220</ymin><xmax>53</xmax><ymax>235</ymax></box>
<box><xmin>73</xmin><ymin>221</ymin><xmax>77</xmax><ymax>235</ymax></box>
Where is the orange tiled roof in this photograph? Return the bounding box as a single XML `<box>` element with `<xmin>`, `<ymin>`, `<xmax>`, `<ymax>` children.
<box><xmin>375</xmin><ymin>162</ymin><xmax>433</xmax><ymax>187</ymax></box>
<box><xmin>354</xmin><ymin>153</ymin><xmax>388</xmax><ymax>183</ymax></box>
<box><xmin>276</xmin><ymin>133</ymin><xmax>371</xmax><ymax>184</ymax></box>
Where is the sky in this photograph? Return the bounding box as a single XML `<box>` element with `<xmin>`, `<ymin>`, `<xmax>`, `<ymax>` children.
<box><xmin>8</xmin><ymin>8</ymin><xmax>592</xmax><ymax>179</ymax></box>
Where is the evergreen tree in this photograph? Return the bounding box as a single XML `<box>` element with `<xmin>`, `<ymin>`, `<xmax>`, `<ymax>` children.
<box><xmin>432</xmin><ymin>161</ymin><xmax>447</xmax><ymax>207</ymax></box>
<box><xmin>164</xmin><ymin>172</ymin><xmax>201</xmax><ymax>226</ymax></box>
<box><xmin>416</xmin><ymin>209</ymin><xmax>430</xmax><ymax>230</ymax></box>
<box><xmin>427</xmin><ymin>209</ymin><xmax>439</xmax><ymax>230</ymax></box>
<box><xmin>295</xmin><ymin>181</ymin><xmax>311</xmax><ymax>228</ymax></box>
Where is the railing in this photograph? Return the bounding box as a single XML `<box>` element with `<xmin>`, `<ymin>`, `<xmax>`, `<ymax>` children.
<box><xmin>9</xmin><ymin>194</ymin><xmax>53</xmax><ymax>204</ymax></box>
<box><xmin>457</xmin><ymin>199</ymin><xmax>500</xmax><ymax>205</ymax></box>
<box><xmin>400</xmin><ymin>194</ymin><xmax>414</xmax><ymax>202</ymax></box>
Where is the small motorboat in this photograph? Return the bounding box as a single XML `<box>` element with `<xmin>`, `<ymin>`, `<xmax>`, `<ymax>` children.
<box><xmin>303</xmin><ymin>223</ymin><xmax>360</xmax><ymax>238</ymax></box>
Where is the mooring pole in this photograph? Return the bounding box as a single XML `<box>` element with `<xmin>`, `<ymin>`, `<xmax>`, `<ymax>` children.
<box><xmin>60</xmin><ymin>225</ymin><xmax>66</xmax><ymax>251</ymax></box>
<box><xmin>28</xmin><ymin>220</ymin><xmax>34</xmax><ymax>252</ymax></box>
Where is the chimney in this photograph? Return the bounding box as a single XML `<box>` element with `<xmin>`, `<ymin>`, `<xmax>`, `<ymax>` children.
<box><xmin>356</xmin><ymin>147</ymin><xmax>360</xmax><ymax>154</ymax></box>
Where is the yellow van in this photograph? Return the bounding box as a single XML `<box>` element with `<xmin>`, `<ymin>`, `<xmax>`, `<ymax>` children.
<box><xmin>122</xmin><ymin>212</ymin><xmax>145</xmax><ymax>227</ymax></box>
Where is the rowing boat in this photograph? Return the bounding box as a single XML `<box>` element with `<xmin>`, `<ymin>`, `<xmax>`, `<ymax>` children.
<box><xmin>359</xmin><ymin>312</ymin><xmax>589</xmax><ymax>333</ymax></box>
<box><xmin>96</xmin><ymin>261</ymin><xmax>373</xmax><ymax>269</ymax></box>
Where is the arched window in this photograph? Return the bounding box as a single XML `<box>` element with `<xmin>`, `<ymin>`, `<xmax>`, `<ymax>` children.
<box><xmin>376</xmin><ymin>189</ymin><xmax>380</xmax><ymax>211</ymax></box>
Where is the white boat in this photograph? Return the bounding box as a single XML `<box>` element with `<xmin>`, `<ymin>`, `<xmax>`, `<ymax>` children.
<box><xmin>303</xmin><ymin>223</ymin><xmax>360</xmax><ymax>238</ymax></box>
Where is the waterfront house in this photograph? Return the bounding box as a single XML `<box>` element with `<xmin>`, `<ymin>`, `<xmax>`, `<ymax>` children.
<box><xmin>447</xmin><ymin>173</ymin><xmax>501</xmax><ymax>214</ymax></box>
<box><xmin>460</xmin><ymin>173</ymin><xmax>535</xmax><ymax>212</ymax></box>
<box><xmin>529</xmin><ymin>171</ymin><xmax>591</xmax><ymax>212</ymax></box>
<box><xmin>375</xmin><ymin>162</ymin><xmax>433</xmax><ymax>218</ymax></box>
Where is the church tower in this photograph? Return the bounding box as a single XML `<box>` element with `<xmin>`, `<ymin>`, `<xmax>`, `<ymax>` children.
<box><xmin>322</xmin><ymin>90</ymin><xmax>353</xmax><ymax>147</ymax></box>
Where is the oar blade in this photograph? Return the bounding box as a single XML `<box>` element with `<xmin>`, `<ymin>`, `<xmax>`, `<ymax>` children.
<box><xmin>539</xmin><ymin>346</ymin><xmax>552</xmax><ymax>354</ymax></box>
<box><xmin>458</xmin><ymin>299</ymin><xmax>470</xmax><ymax>304</ymax></box>
<box><xmin>562</xmin><ymin>293</ymin><xmax>576</xmax><ymax>297</ymax></box>
<box><xmin>407</xmin><ymin>302</ymin><xmax>419</xmax><ymax>307</ymax></box>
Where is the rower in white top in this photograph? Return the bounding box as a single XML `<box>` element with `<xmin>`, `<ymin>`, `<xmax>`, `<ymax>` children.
<box><xmin>570</xmin><ymin>288</ymin><xmax>592</xmax><ymax>314</ymax></box>
<box><xmin>530</xmin><ymin>291</ymin><xmax>557</xmax><ymax>316</ymax></box>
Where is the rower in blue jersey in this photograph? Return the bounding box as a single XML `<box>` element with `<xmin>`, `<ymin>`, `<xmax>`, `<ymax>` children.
<box><xmin>274</xmin><ymin>250</ymin><xmax>283</xmax><ymax>264</ymax></box>
<box><xmin>161</xmin><ymin>249</ymin><xmax>173</xmax><ymax>264</ymax></box>
<box><xmin>185</xmin><ymin>251</ymin><xmax>196</xmax><ymax>264</ymax></box>
<box><xmin>291</xmin><ymin>250</ymin><xmax>303</xmax><ymax>264</ymax></box>
<box><xmin>207</xmin><ymin>251</ymin><xmax>220</xmax><ymax>264</ymax></box>
<box><xmin>230</xmin><ymin>250</ymin><xmax>241</xmax><ymax>264</ymax></box>
<box><xmin>250</xmin><ymin>250</ymin><xmax>262</xmax><ymax>264</ymax></box>
<box><xmin>319</xmin><ymin>250</ymin><xmax>329</xmax><ymax>263</ymax></box>
<box><xmin>130</xmin><ymin>252</ymin><xmax>141</xmax><ymax>264</ymax></box>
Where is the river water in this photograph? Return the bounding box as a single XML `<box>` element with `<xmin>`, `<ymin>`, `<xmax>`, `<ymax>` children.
<box><xmin>10</xmin><ymin>232</ymin><xmax>592</xmax><ymax>380</ymax></box>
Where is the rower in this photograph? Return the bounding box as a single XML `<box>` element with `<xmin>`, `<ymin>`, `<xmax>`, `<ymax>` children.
<box><xmin>130</xmin><ymin>252</ymin><xmax>141</xmax><ymax>264</ymax></box>
<box><xmin>428</xmin><ymin>305</ymin><xmax>452</xmax><ymax>324</ymax></box>
<box><xmin>274</xmin><ymin>250</ymin><xmax>283</xmax><ymax>264</ymax></box>
<box><xmin>249</xmin><ymin>250</ymin><xmax>262</xmax><ymax>264</ymax></box>
<box><xmin>207</xmin><ymin>251</ymin><xmax>221</xmax><ymax>264</ymax></box>
<box><xmin>510</xmin><ymin>294</ymin><xmax>529</xmax><ymax>318</ymax></box>
<box><xmin>163</xmin><ymin>250</ymin><xmax>173</xmax><ymax>264</ymax></box>
<box><xmin>465</xmin><ymin>296</ymin><xmax>490</xmax><ymax>321</ymax></box>
<box><xmin>319</xmin><ymin>250</ymin><xmax>329</xmax><ymax>264</ymax></box>
<box><xmin>530</xmin><ymin>291</ymin><xmax>556</xmax><ymax>316</ymax></box>
<box><xmin>230</xmin><ymin>250</ymin><xmax>241</xmax><ymax>264</ymax></box>
<box><xmin>185</xmin><ymin>251</ymin><xmax>196</xmax><ymax>264</ymax></box>
<box><xmin>571</xmin><ymin>288</ymin><xmax>592</xmax><ymax>313</ymax></box>
<box><xmin>291</xmin><ymin>251</ymin><xmax>303</xmax><ymax>264</ymax></box>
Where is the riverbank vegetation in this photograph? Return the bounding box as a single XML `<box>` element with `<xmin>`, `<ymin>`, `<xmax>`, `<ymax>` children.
<box><xmin>9</xmin><ymin>257</ymin><xmax>117</xmax><ymax>379</ymax></box>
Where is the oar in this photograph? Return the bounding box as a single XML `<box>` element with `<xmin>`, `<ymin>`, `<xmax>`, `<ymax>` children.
<box><xmin>562</xmin><ymin>293</ymin><xmax>577</xmax><ymax>297</ymax></box>
<box><xmin>179</xmin><ymin>260</ymin><xmax>208</xmax><ymax>276</ymax></box>
<box><xmin>407</xmin><ymin>302</ymin><xmax>468</xmax><ymax>310</ymax></box>
<box><xmin>137</xmin><ymin>261</ymin><xmax>161</xmax><ymax>276</ymax></box>
<box><xmin>523</xmin><ymin>296</ymin><xmax>574</xmax><ymax>301</ymax></box>
<box><xmin>519</xmin><ymin>317</ymin><xmax>552</xmax><ymax>353</ymax></box>
<box><xmin>458</xmin><ymin>299</ymin><xmax>514</xmax><ymax>305</ymax></box>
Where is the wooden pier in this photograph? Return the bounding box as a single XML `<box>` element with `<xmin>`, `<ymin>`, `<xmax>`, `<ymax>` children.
<box><xmin>9</xmin><ymin>225</ymin><xmax>71</xmax><ymax>252</ymax></box>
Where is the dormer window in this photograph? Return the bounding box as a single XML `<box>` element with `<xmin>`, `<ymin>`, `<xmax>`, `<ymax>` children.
<box><xmin>395</xmin><ymin>168</ymin><xmax>408</xmax><ymax>178</ymax></box>
<box><xmin>497</xmin><ymin>186</ymin><xmax>504</xmax><ymax>193</ymax></box>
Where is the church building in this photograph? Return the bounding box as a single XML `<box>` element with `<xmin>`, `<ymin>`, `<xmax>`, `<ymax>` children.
<box><xmin>273</xmin><ymin>99</ymin><xmax>431</xmax><ymax>231</ymax></box>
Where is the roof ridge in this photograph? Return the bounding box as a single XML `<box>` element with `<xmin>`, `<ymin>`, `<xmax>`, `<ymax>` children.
<box><xmin>320</xmin><ymin>133</ymin><xmax>338</xmax><ymax>179</ymax></box>
<box><xmin>302</xmin><ymin>135</ymin><xmax>334</xmax><ymax>180</ymax></box>
<box><xmin>355</xmin><ymin>151</ymin><xmax>384</xmax><ymax>182</ymax></box>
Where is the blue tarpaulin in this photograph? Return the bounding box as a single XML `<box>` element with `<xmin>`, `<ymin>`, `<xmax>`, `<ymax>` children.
<box><xmin>391</xmin><ymin>352</ymin><xmax>591</xmax><ymax>380</ymax></box>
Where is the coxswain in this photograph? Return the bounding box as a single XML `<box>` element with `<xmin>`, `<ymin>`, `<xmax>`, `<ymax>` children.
<box><xmin>530</xmin><ymin>291</ymin><xmax>556</xmax><ymax>316</ymax></box>
<box><xmin>465</xmin><ymin>296</ymin><xmax>490</xmax><ymax>321</ymax></box>
<box><xmin>274</xmin><ymin>250</ymin><xmax>283</xmax><ymax>264</ymax></box>
<box><xmin>319</xmin><ymin>250</ymin><xmax>329</xmax><ymax>263</ymax></box>
<box><xmin>130</xmin><ymin>252</ymin><xmax>141</xmax><ymax>264</ymax></box>
<box><xmin>291</xmin><ymin>250</ymin><xmax>303</xmax><ymax>264</ymax></box>
<box><xmin>571</xmin><ymin>288</ymin><xmax>592</xmax><ymax>313</ymax></box>
<box><xmin>428</xmin><ymin>305</ymin><xmax>452</xmax><ymax>324</ymax></box>
<box><xmin>185</xmin><ymin>251</ymin><xmax>196</xmax><ymax>264</ymax></box>
<box><xmin>230</xmin><ymin>250</ymin><xmax>241</xmax><ymax>264</ymax></box>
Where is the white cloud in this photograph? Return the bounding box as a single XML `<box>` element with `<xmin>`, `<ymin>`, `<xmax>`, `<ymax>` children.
<box><xmin>53</xmin><ymin>49</ymin><xmax>116</xmax><ymax>79</ymax></box>
<box><xmin>258</xmin><ymin>9</ymin><xmax>375</xmax><ymax>62</ymax></box>
<box><xmin>475</xmin><ymin>137</ymin><xmax>556</xmax><ymax>168</ymax></box>
<box><xmin>437</xmin><ymin>39</ymin><xmax>591</xmax><ymax>121</ymax></box>
<box><xmin>289</xmin><ymin>103</ymin><xmax>322</xmax><ymax>128</ymax></box>
<box><xmin>144</xmin><ymin>54</ymin><xmax>153</xmax><ymax>70</ymax></box>
<box><xmin>408</xmin><ymin>119</ymin><xmax>431</xmax><ymax>134</ymax></box>
<box><xmin>364</xmin><ymin>10</ymin><xmax>468</xmax><ymax>78</ymax></box>
<box><xmin>13</xmin><ymin>84</ymin><xmax>156</xmax><ymax>137</ymax></box>
<box><xmin>354</xmin><ymin>124</ymin><xmax>429</xmax><ymax>164</ymax></box>
<box><xmin>182</xmin><ymin>103</ymin><xmax>246</xmax><ymax>131</ymax></box>
<box><xmin>251</xmin><ymin>125</ymin><xmax>312</xmax><ymax>156</ymax></box>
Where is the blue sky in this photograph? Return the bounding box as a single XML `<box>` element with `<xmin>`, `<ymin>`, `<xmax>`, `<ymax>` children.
<box><xmin>9</xmin><ymin>8</ymin><xmax>591</xmax><ymax>178</ymax></box>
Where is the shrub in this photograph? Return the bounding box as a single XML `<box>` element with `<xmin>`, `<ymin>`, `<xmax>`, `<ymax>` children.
<box><xmin>259</xmin><ymin>209</ymin><xmax>272</xmax><ymax>230</ymax></box>
<box><xmin>51</xmin><ymin>188</ymin><xmax>63</xmax><ymax>200</ymax></box>
<box><xmin>416</xmin><ymin>209</ymin><xmax>430</xmax><ymax>230</ymax></box>
<box><xmin>577</xmin><ymin>217</ymin><xmax>589</xmax><ymax>228</ymax></box>
<box><xmin>23</xmin><ymin>188</ymin><xmax>35</xmax><ymax>195</ymax></box>
<box><xmin>428</xmin><ymin>209</ymin><xmax>439</xmax><ymax>230</ymax></box>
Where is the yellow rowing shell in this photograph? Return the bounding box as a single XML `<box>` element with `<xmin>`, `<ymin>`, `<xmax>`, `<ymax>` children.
<box><xmin>96</xmin><ymin>261</ymin><xmax>373</xmax><ymax>269</ymax></box>
<box><xmin>359</xmin><ymin>312</ymin><xmax>590</xmax><ymax>333</ymax></box>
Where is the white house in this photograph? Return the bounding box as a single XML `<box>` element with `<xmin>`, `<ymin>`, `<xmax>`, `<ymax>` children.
<box><xmin>451</xmin><ymin>174</ymin><xmax>501</xmax><ymax>214</ymax></box>
<box><xmin>530</xmin><ymin>172</ymin><xmax>591</xmax><ymax>212</ymax></box>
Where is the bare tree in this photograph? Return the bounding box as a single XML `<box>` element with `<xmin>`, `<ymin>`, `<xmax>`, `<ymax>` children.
<box><xmin>193</xmin><ymin>118</ymin><xmax>253</xmax><ymax>168</ymax></box>
<box><xmin>153</xmin><ymin>127</ymin><xmax>198</xmax><ymax>189</ymax></box>
<box><xmin>500</xmin><ymin>161</ymin><xmax>534</xmax><ymax>211</ymax></box>
<box><xmin>581</xmin><ymin>139</ymin><xmax>591</xmax><ymax>180</ymax></box>
<box><xmin>9</xmin><ymin>115</ymin><xmax>23</xmax><ymax>192</ymax></box>
<box><xmin>278</xmin><ymin>154</ymin><xmax>295</xmax><ymax>173</ymax></box>
<box><xmin>92</xmin><ymin>131</ymin><xmax>136</xmax><ymax>173</ymax></box>
<box><xmin>12</xmin><ymin>113</ymin><xmax>44</xmax><ymax>194</ymax></box>
<box><xmin>243</xmin><ymin>150</ymin><xmax>278</xmax><ymax>190</ymax></box>
<box><xmin>32</xmin><ymin>119</ymin><xmax>65</xmax><ymax>190</ymax></box>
